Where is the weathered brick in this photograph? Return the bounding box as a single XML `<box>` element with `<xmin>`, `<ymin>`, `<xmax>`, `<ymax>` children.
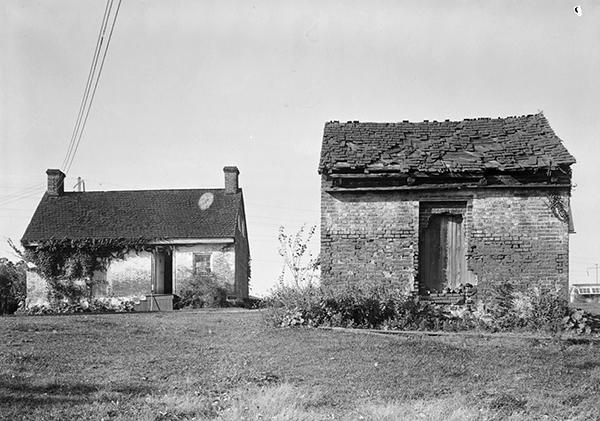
<box><xmin>321</xmin><ymin>184</ymin><xmax>572</xmax><ymax>300</ymax></box>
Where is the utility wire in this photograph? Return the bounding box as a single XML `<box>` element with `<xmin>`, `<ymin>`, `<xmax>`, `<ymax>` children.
<box><xmin>63</xmin><ymin>0</ymin><xmax>123</xmax><ymax>175</ymax></box>
<box><xmin>0</xmin><ymin>0</ymin><xmax>121</xmax><ymax>206</ymax></box>
<box><xmin>61</xmin><ymin>0</ymin><xmax>113</xmax><ymax>172</ymax></box>
<box><xmin>0</xmin><ymin>184</ymin><xmax>45</xmax><ymax>207</ymax></box>
<box><xmin>0</xmin><ymin>2</ymin><xmax>122</xmax><ymax>207</ymax></box>
<box><xmin>1</xmin><ymin>0</ymin><xmax>122</xmax><ymax>206</ymax></box>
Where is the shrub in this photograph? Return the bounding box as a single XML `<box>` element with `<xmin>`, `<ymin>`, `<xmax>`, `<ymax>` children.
<box><xmin>526</xmin><ymin>288</ymin><xmax>570</xmax><ymax>333</ymax></box>
<box><xmin>0</xmin><ymin>258</ymin><xmax>27</xmax><ymax>314</ymax></box>
<box><xmin>23</xmin><ymin>296</ymin><xmax>135</xmax><ymax>315</ymax></box>
<box><xmin>175</xmin><ymin>273</ymin><xmax>229</xmax><ymax>309</ymax></box>
<box><xmin>263</xmin><ymin>280</ymin><xmax>599</xmax><ymax>336</ymax></box>
<box><xmin>322</xmin><ymin>285</ymin><xmax>439</xmax><ymax>330</ymax></box>
<box><xmin>261</xmin><ymin>283</ymin><xmax>323</xmax><ymax>327</ymax></box>
<box><xmin>473</xmin><ymin>282</ymin><xmax>596</xmax><ymax>334</ymax></box>
<box><xmin>262</xmin><ymin>283</ymin><xmax>459</xmax><ymax>330</ymax></box>
<box><xmin>480</xmin><ymin>281</ymin><xmax>524</xmax><ymax>331</ymax></box>
<box><xmin>88</xmin><ymin>296</ymin><xmax>135</xmax><ymax>312</ymax></box>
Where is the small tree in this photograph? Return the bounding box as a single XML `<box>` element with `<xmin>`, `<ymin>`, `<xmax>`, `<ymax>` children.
<box><xmin>277</xmin><ymin>224</ymin><xmax>320</xmax><ymax>288</ymax></box>
<box><xmin>0</xmin><ymin>258</ymin><xmax>26</xmax><ymax>314</ymax></box>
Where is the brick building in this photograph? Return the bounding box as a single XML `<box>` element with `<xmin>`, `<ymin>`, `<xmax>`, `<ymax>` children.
<box><xmin>319</xmin><ymin>114</ymin><xmax>576</xmax><ymax>301</ymax></box>
<box><xmin>22</xmin><ymin>166</ymin><xmax>250</xmax><ymax>310</ymax></box>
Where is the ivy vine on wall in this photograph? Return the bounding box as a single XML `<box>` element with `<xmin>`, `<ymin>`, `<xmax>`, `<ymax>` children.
<box><xmin>24</xmin><ymin>237</ymin><xmax>157</xmax><ymax>304</ymax></box>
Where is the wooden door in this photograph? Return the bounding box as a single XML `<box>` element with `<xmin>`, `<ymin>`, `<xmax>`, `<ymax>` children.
<box><xmin>164</xmin><ymin>251</ymin><xmax>173</xmax><ymax>294</ymax></box>
<box><xmin>419</xmin><ymin>214</ymin><xmax>466</xmax><ymax>293</ymax></box>
<box><xmin>152</xmin><ymin>250</ymin><xmax>174</xmax><ymax>294</ymax></box>
<box><xmin>152</xmin><ymin>251</ymin><xmax>165</xmax><ymax>294</ymax></box>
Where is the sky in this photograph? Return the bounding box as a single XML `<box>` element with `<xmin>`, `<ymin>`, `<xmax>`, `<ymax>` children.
<box><xmin>1</xmin><ymin>0</ymin><xmax>599</xmax><ymax>296</ymax></box>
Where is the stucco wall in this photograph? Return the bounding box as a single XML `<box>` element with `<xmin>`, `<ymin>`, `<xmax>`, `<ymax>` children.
<box><xmin>106</xmin><ymin>245</ymin><xmax>236</xmax><ymax>297</ymax></box>
<box><xmin>25</xmin><ymin>242</ymin><xmax>241</xmax><ymax>304</ymax></box>
<box><xmin>25</xmin><ymin>271</ymin><xmax>50</xmax><ymax>307</ymax></box>
<box><xmin>107</xmin><ymin>251</ymin><xmax>152</xmax><ymax>298</ymax></box>
<box><xmin>174</xmin><ymin>244</ymin><xmax>235</xmax><ymax>295</ymax></box>
<box><xmin>234</xmin><ymin>204</ymin><xmax>250</xmax><ymax>299</ymax></box>
<box><xmin>25</xmin><ymin>271</ymin><xmax>89</xmax><ymax>307</ymax></box>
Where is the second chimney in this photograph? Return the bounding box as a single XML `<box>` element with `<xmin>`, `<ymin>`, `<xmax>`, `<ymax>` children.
<box><xmin>46</xmin><ymin>169</ymin><xmax>66</xmax><ymax>196</ymax></box>
<box><xmin>223</xmin><ymin>166</ymin><xmax>240</xmax><ymax>194</ymax></box>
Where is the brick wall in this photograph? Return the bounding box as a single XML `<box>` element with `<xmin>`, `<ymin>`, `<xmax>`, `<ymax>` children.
<box><xmin>468</xmin><ymin>189</ymin><xmax>571</xmax><ymax>299</ymax></box>
<box><xmin>321</xmin><ymin>174</ymin><xmax>572</xmax><ymax>299</ymax></box>
<box><xmin>320</xmin><ymin>177</ymin><xmax>419</xmax><ymax>293</ymax></box>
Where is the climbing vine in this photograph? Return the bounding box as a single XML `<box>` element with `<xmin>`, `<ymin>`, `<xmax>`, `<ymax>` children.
<box><xmin>24</xmin><ymin>237</ymin><xmax>156</xmax><ymax>304</ymax></box>
<box><xmin>547</xmin><ymin>194</ymin><xmax>570</xmax><ymax>223</ymax></box>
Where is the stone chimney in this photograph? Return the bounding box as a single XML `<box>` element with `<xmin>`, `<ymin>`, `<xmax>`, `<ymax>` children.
<box><xmin>223</xmin><ymin>166</ymin><xmax>240</xmax><ymax>194</ymax></box>
<box><xmin>46</xmin><ymin>169</ymin><xmax>66</xmax><ymax>196</ymax></box>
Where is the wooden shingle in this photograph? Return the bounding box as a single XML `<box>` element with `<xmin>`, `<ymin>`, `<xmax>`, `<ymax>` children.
<box><xmin>319</xmin><ymin>113</ymin><xmax>575</xmax><ymax>174</ymax></box>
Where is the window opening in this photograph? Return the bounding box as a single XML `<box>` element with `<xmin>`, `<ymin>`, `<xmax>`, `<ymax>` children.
<box><xmin>193</xmin><ymin>253</ymin><xmax>211</xmax><ymax>274</ymax></box>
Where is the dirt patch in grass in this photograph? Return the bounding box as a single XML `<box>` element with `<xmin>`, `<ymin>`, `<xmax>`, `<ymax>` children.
<box><xmin>1</xmin><ymin>309</ymin><xmax>600</xmax><ymax>420</ymax></box>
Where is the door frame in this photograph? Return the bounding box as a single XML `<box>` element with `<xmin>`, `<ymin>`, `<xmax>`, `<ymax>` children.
<box><xmin>418</xmin><ymin>201</ymin><xmax>468</xmax><ymax>294</ymax></box>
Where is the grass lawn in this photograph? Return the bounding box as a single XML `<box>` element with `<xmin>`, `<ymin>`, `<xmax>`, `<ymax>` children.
<box><xmin>2</xmin><ymin>309</ymin><xmax>600</xmax><ymax>420</ymax></box>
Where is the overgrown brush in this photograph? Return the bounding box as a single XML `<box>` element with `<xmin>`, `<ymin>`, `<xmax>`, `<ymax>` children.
<box><xmin>174</xmin><ymin>273</ymin><xmax>229</xmax><ymax>309</ymax></box>
<box><xmin>476</xmin><ymin>281</ymin><xmax>599</xmax><ymax>334</ymax></box>
<box><xmin>261</xmin><ymin>284</ymin><xmax>467</xmax><ymax>330</ymax></box>
<box><xmin>23</xmin><ymin>296</ymin><xmax>135</xmax><ymax>315</ymax></box>
<box><xmin>260</xmin><ymin>283</ymin><xmax>323</xmax><ymax>327</ymax></box>
<box><xmin>0</xmin><ymin>257</ymin><xmax>26</xmax><ymax>314</ymax></box>
<box><xmin>262</xmin><ymin>281</ymin><xmax>600</xmax><ymax>336</ymax></box>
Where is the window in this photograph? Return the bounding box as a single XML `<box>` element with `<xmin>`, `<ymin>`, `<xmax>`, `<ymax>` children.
<box><xmin>193</xmin><ymin>253</ymin><xmax>211</xmax><ymax>274</ymax></box>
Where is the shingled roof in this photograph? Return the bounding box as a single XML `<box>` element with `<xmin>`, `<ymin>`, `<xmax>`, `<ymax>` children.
<box><xmin>22</xmin><ymin>188</ymin><xmax>242</xmax><ymax>244</ymax></box>
<box><xmin>319</xmin><ymin>113</ymin><xmax>575</xmax><ymax>174</ymax></box>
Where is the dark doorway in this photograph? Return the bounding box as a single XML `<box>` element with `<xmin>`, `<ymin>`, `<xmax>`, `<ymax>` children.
<box><xmin>419</xmin><ymin>213</ymin><xmax>466</xmax><ymax>293</ymax></box>
<box><xmin>152</xmin><ymin>250</ymin><xmax>173</xmax><ymax>294</ymax></box>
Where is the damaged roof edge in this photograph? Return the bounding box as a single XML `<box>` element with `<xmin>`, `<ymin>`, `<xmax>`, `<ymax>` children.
<box><xmin>318</xmin><ymin>113</ymin><xmax>576</xmax><ymax>175</ymax></box>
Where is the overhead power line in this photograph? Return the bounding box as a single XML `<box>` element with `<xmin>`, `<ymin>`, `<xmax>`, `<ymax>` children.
<box><xmin>0</xmin><ymin>184</ymin><xmax>45</xmax><ymax>207</ymax></box>
<box><xmin>61</xmin><ymin>0</ymin><xmax>113</xmax><ymax>172</ymax></box>
<box><xmin>0</xmin><ymin>1</ymin><xmax>123</xmax><ymax>207</ymax></box>
<box><xmin>62</xmin><ymin>0</ymin><xmax>123</xmax><ymax>175</ymax></box>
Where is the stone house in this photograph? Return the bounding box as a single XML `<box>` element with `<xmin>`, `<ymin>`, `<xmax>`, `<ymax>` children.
<box><xmin>21</xmin><ymin>166</ymin><xmax>250</xmax><ymax>310</ymax></box>
<box><xmin>319</xmin><ymin>113</ymin><xmax>576</xmax><ymax>302</ymax></box>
